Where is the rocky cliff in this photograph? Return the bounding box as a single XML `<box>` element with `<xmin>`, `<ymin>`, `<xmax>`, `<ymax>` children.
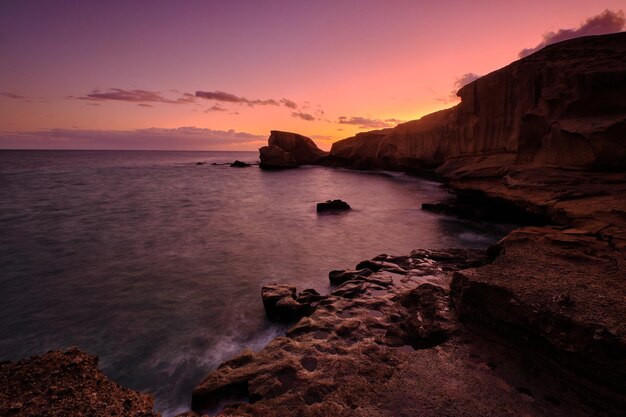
<box><xmin>329</xmin><ymin>32</ymin><xmax>626</xmax><ymax>175</ymax></box>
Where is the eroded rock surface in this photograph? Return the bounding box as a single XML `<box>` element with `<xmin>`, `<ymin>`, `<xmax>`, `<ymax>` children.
<box><xmin>192</xmin><ymin>250</ymin><xmax>623</xmax><ymax>416</ymax></box>
<box><xmin>0</xmin><ymin>348</ymin><xmax>159</xmax><ymax>417</ymax></box>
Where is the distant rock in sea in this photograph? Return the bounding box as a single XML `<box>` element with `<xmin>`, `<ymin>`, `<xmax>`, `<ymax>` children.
<box><xmin>230</xmin><ymin>160</ymin><xmax>251</xmax><ymax>168</ymax></box>
<box><xmin>316</xmin><ymin>199</ymin><xmax>351</xmax><ymax>212</ymax></box>
<box><xmin>259</xmin><ymin>130</ymin><xmax>329</xmax><ymax>169</ymax></box>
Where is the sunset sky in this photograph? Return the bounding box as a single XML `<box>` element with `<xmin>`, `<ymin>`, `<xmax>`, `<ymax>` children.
<box><xmin>1</xmin><ymin>0</ymin><xmax>624</xmax><ymax>150</ymax></box>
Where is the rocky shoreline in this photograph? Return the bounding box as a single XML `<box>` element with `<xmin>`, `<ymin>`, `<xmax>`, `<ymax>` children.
<box><xmin>2</xmin><ymin>33</ymin><xmax>625</xmax><ymax>416</ymax></box>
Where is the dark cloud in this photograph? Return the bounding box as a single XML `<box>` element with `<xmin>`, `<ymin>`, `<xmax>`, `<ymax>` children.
<box><xmin>338</xmin><ymin>116</ymin><xmax>395</xmax><ymax>129</ymax></box>
<box><xmin>76</xmin><ymin>88</ymin><xmax>196</xmax><ymax>105</ymax></box>
<box><xmin>195</xmin><ymin>90</ymin><xmax>279</xmax><ymax>106</ymax></box>
<box><xmin>519</xmin><ymin>9</ymin><xmax>625</xmax><ymax>58</ymax></box>
<box><xmin>0</xmin><ymin>92</ymin><xmax>27</xmax><ymax>99</ymax></box>
<box><xmin>0</xmin><ymin>127</ymin><xmax>265</xmax><ymax>150</ymax></box>
<box><xmin>280</xmin><ymin>98</ymin><xmax>298</xmax><ymax>109</ymax></box>
<box><xmin>384</xmin><ymin>118</ymin><xmax>405</xmax><ymax>125</ymax></box>
<box><xmin>137</xmin><ymin>103</ymin><xmax>153</xmax><ymax>108</ymax></box>
<box><xmin>291</xmin><ymin>111</ymin><xmax>316</xmax><ymax>121</ymax></box>
<box><xmin>205</xmin><ymin>104</ymin><xmax>228</xmax><ymax>112</ymax></box>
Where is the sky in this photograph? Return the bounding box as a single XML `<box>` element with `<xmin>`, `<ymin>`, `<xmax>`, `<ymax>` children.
<box><xmin>0</xmin><ymin>0</ymin><xmax>624</xmax><ymax>151</ymax></box>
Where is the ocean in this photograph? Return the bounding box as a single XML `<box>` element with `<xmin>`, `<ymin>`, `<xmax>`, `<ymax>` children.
<box><xmin>0</xmin><ymin>150</ymin><xmax>512</xmax><ymax>415</ymax></box>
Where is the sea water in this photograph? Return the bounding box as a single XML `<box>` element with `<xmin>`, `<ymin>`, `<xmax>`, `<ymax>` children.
<box><xmin>0</xmin><ymin>150</ymin><xmax>512</xmax><ymax>415</ymax></box>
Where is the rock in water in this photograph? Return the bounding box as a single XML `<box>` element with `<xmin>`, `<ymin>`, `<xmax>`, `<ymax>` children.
<box><xmin>316</xmin><ymin>199</ymin><xmax>351</xmax><ymax>212</ymax></box>
<box><xmin>261</xmin><ymin>284</ymin><xmax>323</xmax><ymax>321</ymax></box>
<box><xmin>230</xmin><ymin>160</ymin><xmax>251</xmax><ymax>168</ymax></box>
<box><xmin>258</xmin><ymin>145</ymin><xmax>298</xmax><ymax>169</ymax></box>
<box><xmin>259</xmin><ymin>130</ymin><xmax>329</xmax><ymax>169</ymax></box>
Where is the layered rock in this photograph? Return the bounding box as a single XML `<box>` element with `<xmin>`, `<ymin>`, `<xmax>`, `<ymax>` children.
<box><xmin>0</xmin><ymin>348</ymin><xmax>159</xmax><ymax>417</ymax></box>
<box><xmin>328</xmin><ymin>33</ymin><xmax>626</xmax><ymax>174</ymax></box>
<box><xmin>192</xmin><ymin>250</ymin><xmax>623</xmax><ymax>416</ymax></box>
<box><xmin>259</xmin><ymin>131</ymin><xmax>329</xmax><ymax>169</ymax></box>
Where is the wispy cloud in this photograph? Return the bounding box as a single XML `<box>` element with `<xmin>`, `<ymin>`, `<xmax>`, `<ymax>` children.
<box><xmin>0</xmin><ymin>92</ymin><xmax>27</xmax><ymax>99</ymax></box>
<box><xmin>74</xmin><ymin>88</ymin><xmax>196</xmax><ymax>105</ymax></box>
<box><xmin>291</xmin><ymin>111</ymin><xmax>316</xmax><ymax>121</ymax></box>
<box><xmin>337</xmin><ymin>116</ymin><xmax>404</xmax><ymax>129</ymax></box>
<box><xmin>519</xmin><ymin>9</ymin><xmax>625</xmax><ymax>58</ymax></box>
<box><xmin>0</xmin><ymin>92</ymin><xmax>46</xmax><ymax>102</ymax></box>
<box><xmin>0</xmin><ymin>127</ymin><xmax>266</xmax><ymax>150</ymax></box>
<box><xmin>195</xmin><ymin>90</ymin><xmax>279</xmax><ymax>106</ymax></box>
<box><xmin>205</xmin><ymin>104</ymin><xmax>228</xmax><ymax>112</ymax></box>
<box><xmin>280</xmin><ymin>98</ymin><xmax>298</xmax><ymax>109</ymax></box>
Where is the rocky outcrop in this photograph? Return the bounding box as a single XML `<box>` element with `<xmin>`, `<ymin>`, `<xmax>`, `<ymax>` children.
<box><xmin>261</xmin><ymin>285</ymin><xmax>325</xmax><ymax>321</ymax></box>
<box><xmin>192</xmin><ymin>250</ymin><xmax>624</xmax><ymax>416</ymax></box>
<box><xmin>316</xmin><ymin>199</ymin><xmax>351</xmax><ymax>212</ymax></box>
<box><xmin>0</xmin><ymin>348</ymin><xmax>159</xmax><ymax>417</ymax></box>
<box><xmin>328</xmin><ymin>33</ymin><xmax>626</xmax><ymax>174</ymax></box>
<box><xmin>259</xmin><ymin>131</ymin><xmax>329</xmax><ymax>169</ymax></box>
<box><xmin>230</xmin><ymin>160</ymin><xmax>251</xmax><ymax>168</ymax></box>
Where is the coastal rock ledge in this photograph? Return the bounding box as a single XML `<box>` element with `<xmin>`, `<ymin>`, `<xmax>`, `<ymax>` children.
<box><xmin>192</xmin><ymin>249</ymin><xmax>625</xmax><ymax>416</ymax></box>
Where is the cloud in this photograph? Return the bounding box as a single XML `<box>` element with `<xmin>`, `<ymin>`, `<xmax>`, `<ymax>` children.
<box><xmin>453</xmin><ymin>73</ymin><xmax>481</xmax><ymax>92</ymax></box>
<box><xmin>75</xmin><ymin>88</ymin><xmax>196</xmax><ymax>105</ymax></box>
<box><xmin>195</xmin><ymin>90</ymin><xmax>279</xmax><ymax>106</ymax></box>
<box><xmin>0</xmin><ymin>92</ymin><xmax>27</xmax><ymax>99</ymax></box>
<box><xmin>137</xmin><ymin>103</ymin><xmax>153</xmax><ymax>108</ymax></box>
<box><xmin>291</xmin><ymin>111</ymin><xmax>316</xmax><ymax>121</ymax></box>
<box><xmin>205</xmin><ymin>104</ymin><xmax>228</xmax><ymax>112</ymax></box>
<box><xmin>519</xmin><ymin>9</ymin><xmax>625</xmax><ymax>58</ymax></box>
<box><xmin>338</xmin><ymin>116</ymin><xmax>397</xmax><ymax>129</ymax></box>
<box><xmin>280</xmin><ymin>98</ymin><xmax>298</xmax><ymax>109</ymax></box>
<box><xmin>0</xmin><ymin>92</ymin><xmax>46</xmax><ymax>102</ymax></box>
<box><xmin>434</xmin><ymin>73</ymin><xmax>482</xmax><ymax>103</ymax></box>
<box><xmin>0</xmin><ymin>127</ymin><xmax>266</xmax><ymax>151</ymax></box>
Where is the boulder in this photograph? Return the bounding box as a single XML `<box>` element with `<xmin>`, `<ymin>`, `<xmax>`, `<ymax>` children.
<box><xmin>316</xmin><ymin>199</ymin><xmax>351</xmax><ymax>212</ymax></box>
<box><xmin>261</xmin><ymin>284</ymin><xmax>322</xmax><ymax>321</ymax></box>
<box><xmin>259</xmin><ymin>145</ymin><xmax>298</xmax><ymax>169</ymax></box>
<box><xmin>259</xmin><ymin>131</ymin><xmax>329</xmax><ymax>168</ymax></box>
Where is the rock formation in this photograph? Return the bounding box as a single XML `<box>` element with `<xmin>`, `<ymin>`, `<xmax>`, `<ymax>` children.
<box><xmin>259</xmin><ymin>131</ymin><xmax>329</xmax><ymax>169</ymax></box>
<box><xmin>194</xmin><ymin>33</ymin><xmax>626</xmax><ymax>417</ymax></box>
<box><xmin>192</xmin><ymin>250</ymin><xmax>624</xmax><ymax>416</ymax></box>
<box><xmin>316</xmin><ymin>199</ymin><xmax>351</xmax><ymax>212</ymax></box>
<box><xmin>328</xmin><ymin>32</ymin><xmax>626</xmax><ymax>175</ymax></box>
<box><xmin>0</xmin><ymin>348</ymin><xmax>159</xmax><ymax>417</ymax></box>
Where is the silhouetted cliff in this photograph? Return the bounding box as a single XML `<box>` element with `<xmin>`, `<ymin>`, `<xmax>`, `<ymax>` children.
<box><xmin>330</xmin><ymin>32</ymin><xmax>626</xmax><ymax>176</ymax></box>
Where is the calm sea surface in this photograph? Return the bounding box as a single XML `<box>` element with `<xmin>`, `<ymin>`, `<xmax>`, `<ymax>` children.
<box><xmin>0</xmin><ymin>150</ymin><xmax>512</xmax><ymax>415</ymax></box>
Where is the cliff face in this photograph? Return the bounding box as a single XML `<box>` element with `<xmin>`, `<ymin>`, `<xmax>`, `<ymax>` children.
<box><xmin>330</xmin><ymin>33</ymin><xmax>626</xmax><ymax>175</ymax></box>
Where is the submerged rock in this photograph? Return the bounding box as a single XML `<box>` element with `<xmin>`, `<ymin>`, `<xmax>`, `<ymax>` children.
<box><xmin>230</xmin><ymin>160</ymin><xmax>251</xmax><ymax>168</ymax></box>
<box><xmin>316</xmin><ymin>199</ymin><xmax>351</xmax><ymax>212</ymax></box>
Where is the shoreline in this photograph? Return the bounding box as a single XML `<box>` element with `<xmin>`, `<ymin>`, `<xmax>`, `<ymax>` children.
<box><xmin>185</xmin><ymin>166</ymin><xmax>625</xmax><ymax>416</ymax></box>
